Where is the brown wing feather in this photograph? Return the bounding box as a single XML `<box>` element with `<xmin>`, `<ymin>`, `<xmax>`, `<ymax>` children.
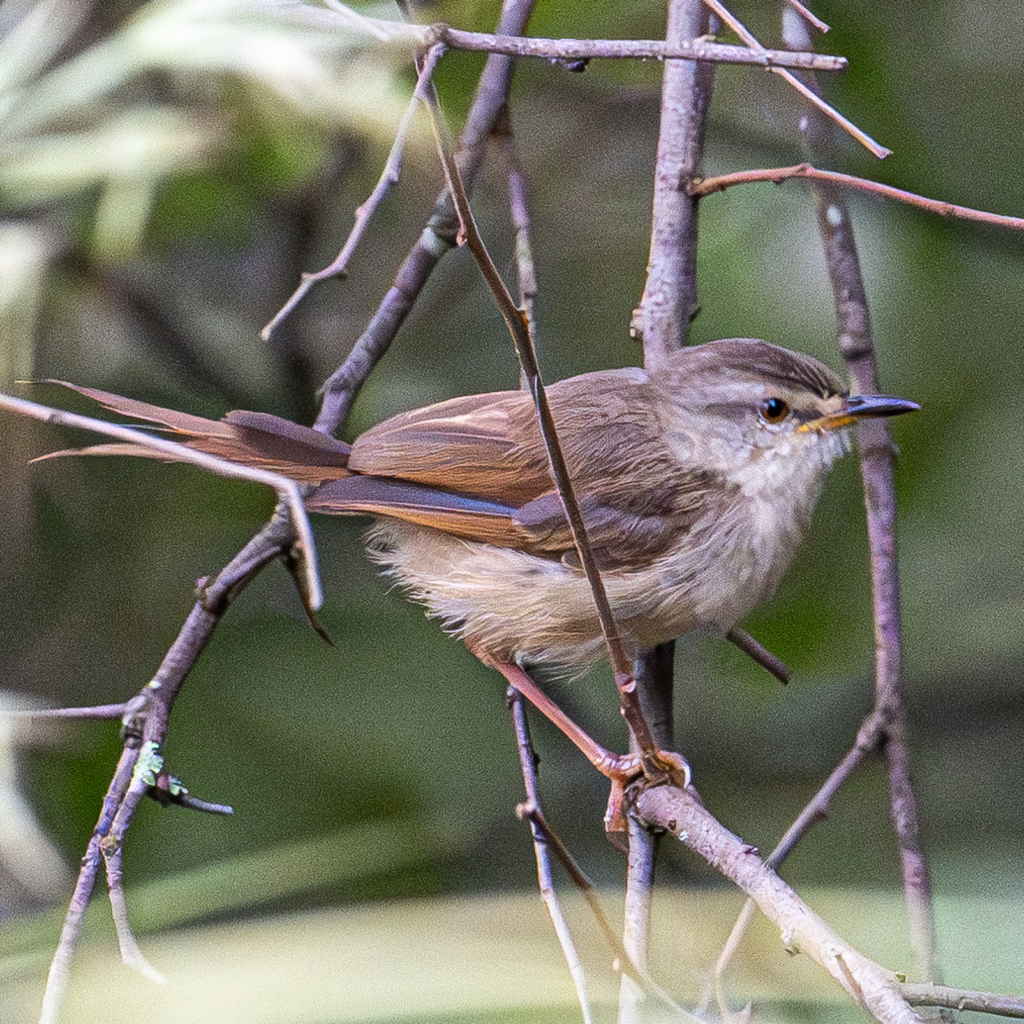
<box><xmin>348</xmin><ymin>390</ymin><xmax>551</xmax><ymax>504</ymax></box>
<box><xmin>307</xmin><ymin>475</ymin><xmax>532</xmax><ymax>548</ymax></box>
<box><xmin>342</xmin><ymin>366</ymin><xmax>717</xmax><ymax>567</ymax></box>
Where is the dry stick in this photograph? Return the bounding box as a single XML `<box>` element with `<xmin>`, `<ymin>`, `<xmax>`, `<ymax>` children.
<box><xmin>706</xmin><ymin>705</ymin><xmax>887</xmax><ymax>1010</ymax></box>
<box><xmin>705</xmin><ymin>13</ymin><xmax>937</xmax><ymax>1007</ymax></box>
<box><xmin>726</xmin><ymin>626</ymin><xmax>790</xmax><ymax>684</ymax></box>
<box><xmin>901</xmin><ymin>984</ymin><xmax>1024</xmax><ymax>1018</ymax></box>
<box><xmin>35</xmin><ymin>4</ymin><xmax>540</xmax><ymax>1016</ymax></box>
<box><xmin>509</xmin><ymin>690</ymin><xmax>595</xmax><ymax>1024</ymax></box>
<box><xmin>510</xmin><ymin>691</ymin><xmax>696</xmax><ymax>1021</ymax></box>
<box><xmin>101</xmin><ymin>742</ymin><xmax>165</xmax><ymax>985</ymax></box>
<box><xmin>494</xmin><ymin>109</ymin><xmax>538</xmax><ymax>347</ymax></box>
<box><xmin>495</xmin><ymin>107</ymin><xmax>592</xmax><ymax>1024</ymax></box>
<box><xmin>690</xmin><ymin>163</ymin><xmax>1024</xmax><ymax>231</ymax></box>
<box><xmin>315</xmin><ymin>0</ymin><xmax>541</xmax><ymax>435</ymax></box>
<box><xmin>783</xmin><ymin>8</ymin><xmax>940</xmax><ymax>983</ymax></box>
<box><xmin>431</xmin><ymin>23</ymin><xmax>846</xmax><ymax>70</ymax></box>
<box><xmin>0</xmin><ymin>392</ymin><xmax>322</xmax><ymax>610</ymax></box>
<box><xmin>260</xmin><ymin>44</ymin><xmax>445</xmax><ymax>342</ymax></box>
<box><xmin>7</xmin><ymin>703</ymin><xmax>129</xmax><ymax>720</ymax></box>
<box><xmin>318</xmin><ymin>6</ymin><xmax>846</xmax><ymax>69</ymax></box>
<box><xmin>783</xmin><ymin>0</ymin><xmax>830</xmax><ymax>34</ymax></box>
<box><xmin>418</xmin><ymin>56</ymin><xmax>669</xmax><ymax>770</ymax></box>
<box><xmin>38</xmin><ymin>745</ymin><xmax>138</xmax><ymax>1024</ymax></box>
<box><xmin>700</xmin><ymin>0</ymin><xmax>890</xmax><ymax>158</ymax></box>
<box><xmin>34</xmin><ymin>511</ymin><xmax>296</xmax><ymax>1024</ymax></box>
<box><xmin>636</xmin><ymin>785</ymin><xmax>926</xmax><ymax>1024</ymax></box>
<box><xmin>497</xmin><ymin>98</ymin><xmax>693</xmax><ymax>1023</ymax></box>
<box><xmin>621</xmin><ymin>0</ymin><xmax>716</xmax><ymax>1019</ymax></box>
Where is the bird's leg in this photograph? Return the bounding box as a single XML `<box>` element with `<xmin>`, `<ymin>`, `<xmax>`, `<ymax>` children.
<box><xmin>476</xmin><ymin>652</ymin><xmax>690</xmax><ymax>832</ymax></box>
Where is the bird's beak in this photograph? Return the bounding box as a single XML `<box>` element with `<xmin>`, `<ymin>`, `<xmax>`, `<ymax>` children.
<box><xmin>799</xmin><ymin>394</ymin><xmax>921</xmax><ymax>432</ymax></box>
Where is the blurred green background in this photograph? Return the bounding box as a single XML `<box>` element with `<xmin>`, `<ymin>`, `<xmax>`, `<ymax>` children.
<box><xmin>1</xmin><ymin>0</ymin><xmax>1022</xmax><ymax>1020</ymax></box>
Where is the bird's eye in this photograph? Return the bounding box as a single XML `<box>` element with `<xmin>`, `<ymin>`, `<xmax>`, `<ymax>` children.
<box><xmin>759</xmin><ymin>397</ymin><xmax>791</xmax><ymax>424</ymax></box>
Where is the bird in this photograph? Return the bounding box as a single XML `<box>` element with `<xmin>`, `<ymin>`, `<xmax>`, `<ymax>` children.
<box><xmin>44</xmin><ymin>338</ymin><xmax>917</xmax><ymax>784</ymax></box>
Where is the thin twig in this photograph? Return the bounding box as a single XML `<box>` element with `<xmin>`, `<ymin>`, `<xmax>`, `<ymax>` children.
<box><xmin>493</xmin><ymin>109</ymin><xmax>538</xmax><ymax>349</ymax></box>
<box><xmin>260</xmin><ymin>44</ymin><xmax>445</xmax><ymax>342</ymax></box>
<box><xmin>726</xmin><ymin>627</ymin><xmax>790</xmax><ymax>684</ymax></box>
<box><xmin>4</xmin><ymin>703</ymin><xmax>129</xmax><ymax>720</ymax></box>
<box><xmin>637</xmin><ymin>784</ymin><xmax>925</xmax><ymax>1024</ymax></box>
<box><xmin>418</xmin><ymin>51</ymin><xmax>667</xmax><ymax>762</ymax></box>
<box><xmin>783</xmin><ymin>0</ymin><xmax>830</xmax><ymax>34</ymax></box>
<box><xmin>39</xmin><ymin>744</ymin><xmax>141</xmax><ymax>1024</ymax></box>
<box><xmin>315</xmin><ymin>0</ymin><xmax>540</xmax><ymax>434</ymax></box>
<box><xmin>316</xmin><ymin>3</ymin><xmax>846</xmax><ymax>68</ymax></box>
<box><xmin>690</xmin><ymin>163</ymin><xmax>1024</xmax><ymax>230</ymax></box>
<box><xmin>618</xmin><ymin>814</ymin><xmax>656</xmax><ymax>1024</ymax></box>
<box><xmin>701</xmin><ymin>0</ymin><xmax>890</xmax><ymax>158</ymax></box>
<box><xmin>430</xmin><ymin>23</ymin><xmax>847</xmax><ymax>70</ymax></box>
<box><xmin>707</xmin><ymin>706</ymin><xmax>887</xmax><ymax>1009</ymax></box>
<box><xmin>621</xmin><ymin>0</ymin><xmax>717</xmax><ymax>1016</ymax></box>
<box><xmin>509</xmin><ymin>691</ymin><xmax>693</xmax><ymax>1020</ymax></box>
<box><xmin>784</xmin><ymin>12</ymin><xmax>940</xmax><ymax>985</ymax></box>
<box><xmin>901</xmin><ymin>983</ymin><xmax>1024</xmax><ymax>1018</ymax></box>
<box><xmin>509</xmin><ymin>690</ymin><xmax>595</xmax><ymax>1024</ymax></box>
<box><xmin>632</xmin><ymin>0</ymin><xmax>714</xmax><ymax>363</ymax></box>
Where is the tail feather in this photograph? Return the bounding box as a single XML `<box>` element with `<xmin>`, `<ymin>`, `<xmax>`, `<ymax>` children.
<box><xmin>41</xmin><ymin>382</ymin><xmax>352</xmax><ymax>484</ymax></box>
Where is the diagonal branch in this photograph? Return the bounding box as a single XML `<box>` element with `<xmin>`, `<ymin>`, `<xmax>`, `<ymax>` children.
<box><xmin>701</xmin><ymin>0</ymin><xmax>890</xmax><ymax>157</ymax></box>
<box><xmin>315</xmin><ymin>0</ymin><xmax>541</xmax><ymax>435</ymax></box>
<box><xmin>418</xmin><ymin>53</ymin><xmax>667</xmax><ymax>759</ymax></box>
<box><xmin>636</xmin><ymin>783</ymin><xmax>926</xmax><ymax>1024</ymax></box>
<box><xmin>260</xmin><ymin>44</ymin><xmax>446</xmax><ymax>342</ymax></box>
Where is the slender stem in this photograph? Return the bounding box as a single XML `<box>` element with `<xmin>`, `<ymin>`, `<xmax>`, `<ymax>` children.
<box><xmin>38</xmin><ymin>745</ymin><xmax>140</xmax><ymax>1024</ymax></box>
<box><xmin>701</xmin><ymin>0</ymin><xmax>889</xmax><ymax>157</ymax></box>
<box><xmin>901</xmin><ymin>983</ymin><xmax>1024</xmax><ymax>1018</ymax></box>
<box><xmin>690</xmin><ymin>163</ymin><xmax>1024</xmax><ymax>231</ymax></box>
<box><xmin>509</xmin><ymin>690</ymin><xmax>595</xmax><ymax>1024</ymax></box>
<box><xmin>784</xmin><ymin>12</ymin><xmax>940</xmax><ymax>985</ymax></box>
<box><xmin>422</xmin><ymin>57</ymin><xmax>671</xmax><ymax>761</ymax></box>
<box><xmin>315</xmin><ymin>0</ymin><xmax>541</xmax><ymax>434</ymax></box>
<box><xmin>430</xmin><ymin>24</ymin><xmax>847</xmax><ymax>70</ymax></box>
<box><xmin>634</xmin><ymin>0</ymin><xmax>714</xmax><ymax>362</ymax></box>
<box><xmin>0</xmin><ymin>391</ymin><xmax>322</xmax><ymax>609</ymax></box>
<box><xmin>261</xmin><ymin>45</ymin><xmax>446</xmax><ymax>342</ymax></box>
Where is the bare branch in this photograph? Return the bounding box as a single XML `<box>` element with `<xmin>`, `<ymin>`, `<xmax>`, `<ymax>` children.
<box><xmin>637</xmin><ymin>783</ymin><xmax>926</xmax><ymax>1024</ymax></box>
<box><xmin>691</xmin><ymin>163</ymin><xmax>1024</xmax><ymax>230</ymax></box>
<box><xmin>509</xmin><ymin>690</ymin><xmax>595</xmax><ymax>1024</ymax></box>
<box><xmin>701</xmin><ymin>0</ymin><xmax>889</xmax><ymax>157</ymax></box>
<box><xmin>783</xmin><ymin>12</ymin><xmax>940</xmax><ymax>984</ymax></box>
<box><xmin>632</xmin><ymin>0</ymin><xmax>714</xmax><ymax>361</ymax></box>
<box><xmin>901</xmin><ymin>983</ymin><xmax>1024</xmax><ymax>1018</ymax></box>
<box><xmin>431</xmin><ymin>23</ymin><xmax>847</xmax><ymax>71</ymax></box>
<box><xmin>783</xmin><ymin>0</ymin><xmax>830</xmax><ymax>34</ymax></box>
<box><xmin>419</xmin><ymin>57</ymin><xmax>673</xmax><ymax>761</ymax></box>
<box><xmin>260</xmin><ymin>44</ymin><xmax>445</xmax><ymax>342</ymax></box>
<box><xmin>315</xmin><ymin>0</ymin><xmax>540</xmax><ymax>434</ymax></box>
<box><xmin>726</xmin><ymin>627</ymin><xmax>791</xmax><ymax>684</ymax></box>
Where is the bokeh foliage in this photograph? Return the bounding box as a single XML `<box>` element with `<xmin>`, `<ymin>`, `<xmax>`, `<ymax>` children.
<box><xmin>1</xmin><ymin>0</ymin><xmax>1023</xmax><ymax>1018</ymax></box>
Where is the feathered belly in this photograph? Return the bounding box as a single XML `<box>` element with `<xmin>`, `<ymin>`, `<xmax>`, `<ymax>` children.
<box><xmin>363</xmin><ymin>511</ymin><xmax>806</xmax><ymax>673</ymax></box>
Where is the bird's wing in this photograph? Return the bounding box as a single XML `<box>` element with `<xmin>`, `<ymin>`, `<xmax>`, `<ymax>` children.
<box><xmin>346</xmin><ymin>389</ymin><xmax>551</xmax><ymax>504</ymax></box>
<box><xmin>332</xmin><ymin>373</ymin><xmax>719</xmax><ymax>566</ymax></box>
